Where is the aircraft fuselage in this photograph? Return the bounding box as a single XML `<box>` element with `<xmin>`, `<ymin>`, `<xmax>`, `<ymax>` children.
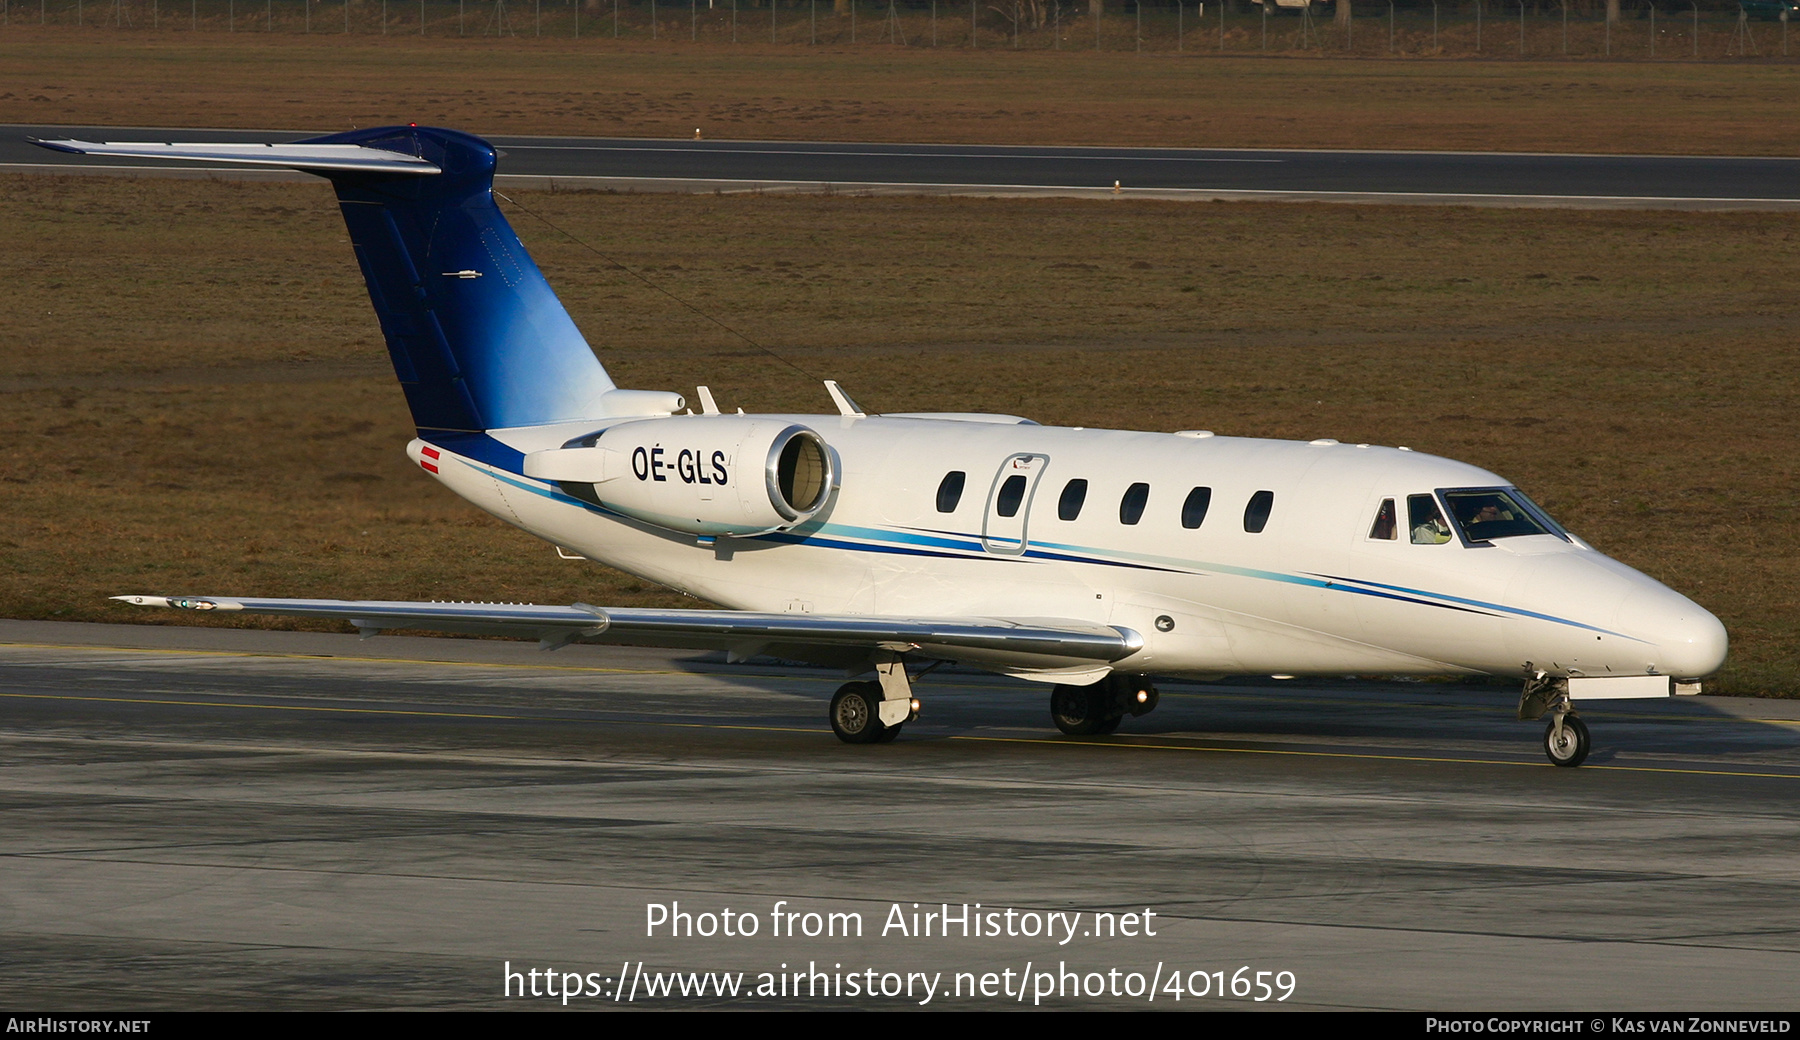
<box><xmin>417</xmin><ymin>413</ymin><xmax>1728</xmax><ymax>687</ymax></box>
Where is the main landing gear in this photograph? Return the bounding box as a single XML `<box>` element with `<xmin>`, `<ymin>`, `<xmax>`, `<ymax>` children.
<box><xmin>829</xmin><ymin>649</ymin><xmax>920</xmax><ymax>744</ymax></box>
<box><xmin>1520</xmin><ymin>672</ymin><xmax>1590</xmax><ymax>768</ymax></box>
<box><xmin>1050</xmin><ymin>674</ymin><xmax>1160</xmax><ymax>736</ymax></box>
<box><xmin>827</xmin><ymin>660</ymin><xmax>1162</xmax><ymax>744</ymax></box>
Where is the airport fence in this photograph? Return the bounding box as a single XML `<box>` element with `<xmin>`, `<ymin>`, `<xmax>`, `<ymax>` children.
<box><xmin>5</xmin><ymin>0</ymin><xmax>1797</xmax><ymax>59</ymax></box>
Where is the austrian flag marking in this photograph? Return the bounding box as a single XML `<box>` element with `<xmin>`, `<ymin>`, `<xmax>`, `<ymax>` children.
<box><xmin>420</xmin><ymin>445</ymin><xmax>441</xmax><ymax>474</ymax></box>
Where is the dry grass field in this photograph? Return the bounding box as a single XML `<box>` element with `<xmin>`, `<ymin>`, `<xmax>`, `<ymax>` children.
<box><xmin>5</xmin><ymin>29</ymin><xmax>1800</xmax><ymax>153</ymax></box>
<box><xmin>1</xmin><ymin>173</ymin><xmax>1794</xmax><ymax>693</ymax></box>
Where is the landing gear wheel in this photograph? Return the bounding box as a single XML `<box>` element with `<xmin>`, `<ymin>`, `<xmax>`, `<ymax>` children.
<box><xmin>831</xmin><ymin>681</ymin><xmax>889</xmax><ymax>745</ymax></box>
<box><xmin>1051</xmin><ymin>683</ymin><xmax>1110</xmax><ymax>736</ymax></box>
<box><xmin>1544</xmin><ymin>714</ymin><xmax>1590</xmax><ymax>768</ymax></box>
<box><xmin>1094</xmin><ymin>714</ymin><xmax>1123</xmax><ymax>735</ymax></box>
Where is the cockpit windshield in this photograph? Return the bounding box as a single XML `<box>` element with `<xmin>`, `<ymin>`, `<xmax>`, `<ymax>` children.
<box><xmin>1441</xmin><ymin>488</ymin><xmax>1566</xmax><ymax>542</ymax></box>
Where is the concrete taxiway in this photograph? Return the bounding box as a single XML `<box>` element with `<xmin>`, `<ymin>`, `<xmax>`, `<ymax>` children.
<box><xmin>9</xmin><ymin>124</ymin><xmax>1800</xmax><ymax>209</ymax></box>
<box><xmin>2</xmin><ymin>619</ymin><xmax>1798</xmax><ymax>1010</ymax></box>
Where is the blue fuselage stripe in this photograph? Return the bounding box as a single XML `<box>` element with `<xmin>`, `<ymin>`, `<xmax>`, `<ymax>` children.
<box><xmin>444</xmin><ymin>448</ymin><xmax>1618</xmax><ymax>639</ymax></box>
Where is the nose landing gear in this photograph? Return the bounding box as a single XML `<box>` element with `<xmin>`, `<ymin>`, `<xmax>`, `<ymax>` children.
<box><xmin>1544</xmin><ymin>713</ymin><xmax>1591</xmax><ymax>768</ymax></box>
<box><xmin>1520</xmin><ymin>672</ymin><xmax>1590</xmax><ymax>767</ymax></box>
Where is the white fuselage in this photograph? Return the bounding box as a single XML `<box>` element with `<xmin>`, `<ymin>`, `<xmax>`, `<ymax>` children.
<box><xmin>411</xmin><ymin>412</ymin><xmax>1728</xmax><ymax>685</ymax></box>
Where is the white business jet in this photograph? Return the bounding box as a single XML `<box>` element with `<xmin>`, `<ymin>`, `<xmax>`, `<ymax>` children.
<box><xmin>36</xmin><ymin>127</ymin><xmax>1727</xmax><ymax>766</ymax></box>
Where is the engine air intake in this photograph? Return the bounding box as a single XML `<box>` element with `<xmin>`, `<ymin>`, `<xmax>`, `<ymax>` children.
<box><xmin>773</xmin><ymin>428</ymin><xmax>831</xmax><ymax>519</ymax></box>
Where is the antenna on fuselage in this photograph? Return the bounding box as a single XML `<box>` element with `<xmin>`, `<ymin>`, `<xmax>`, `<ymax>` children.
<box><xmin>824</xmin><ymin>380</ymin><xmax>866</xmax><ymax>418</ymax></box>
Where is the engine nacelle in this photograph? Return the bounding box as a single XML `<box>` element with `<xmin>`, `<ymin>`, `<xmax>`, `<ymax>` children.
<box><xmin>522</xmin><ymin>416</ymin><xmax>836</xmax><ymax>537</ymax></box>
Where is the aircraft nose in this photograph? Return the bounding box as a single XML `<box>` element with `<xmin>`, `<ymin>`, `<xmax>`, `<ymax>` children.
<box><xmin>1507</xmin><ymin>551</ymin><xmax>1727</xmax><ymax>680</ymax></box>
<box><xmin>1614</xmin><ymin>584</ymin><xmax>1729</xmax><ymax>679</ymax></box>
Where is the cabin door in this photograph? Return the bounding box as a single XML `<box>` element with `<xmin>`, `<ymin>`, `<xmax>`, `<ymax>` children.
<box><xmin>981</xmin><ymin>454</ymin><xmax>1049</xmax><ymax>555</ymax></box>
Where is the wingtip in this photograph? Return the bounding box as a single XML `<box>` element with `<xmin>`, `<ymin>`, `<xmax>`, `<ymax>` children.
<box><xmin>28</xmin><ymin>138</ymin><xmax>85</xmax><ymax>156</ymax></box>
<box><xmin>110</xmin><ymin>595</ymin><xmax>232</xmax><ymax>611</ymax></box>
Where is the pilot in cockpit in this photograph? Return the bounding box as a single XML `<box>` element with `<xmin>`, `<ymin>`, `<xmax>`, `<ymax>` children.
<box><xmin>1455</xmin><ymin>499</ymin><xmax>1514</xmax><ymax>538</ymax></box>
<box><xmin>1409</xmin><ymin>493</ymin><xmax>1454</xmax><ymax>545</ymax></box>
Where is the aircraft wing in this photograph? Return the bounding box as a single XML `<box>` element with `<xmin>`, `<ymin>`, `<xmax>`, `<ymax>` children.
<box><xmin>109</xmin><ymin>595</ymin><xmax>1143</xmax><ymax>669</ymax></box>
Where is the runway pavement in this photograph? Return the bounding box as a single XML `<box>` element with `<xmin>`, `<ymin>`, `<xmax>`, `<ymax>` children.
<box><xmin>3</xmin><ymin>619</ymin><xmax>1798</xmax><ymax>1010</ymax></box>
<box><xmin>7</xmin><ymin>124</ymin><xmax>1800</xmax><ymax>209</ymax></box>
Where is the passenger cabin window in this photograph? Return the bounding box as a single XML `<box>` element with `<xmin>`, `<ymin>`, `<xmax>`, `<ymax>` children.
<box><xmin>995</xmin><ymin>474</ymin><xmax>1028</xmax><ymax>518</ymax></box>
<box><xmin>1058</xmin><ymin>479</ymin><xmax>1088</xmax><ymax>521</ymax></box>
<box><xmin>1181</xmin><ymin>487</ymin><xmax>1212</xmax><ymax>530</ymax></box>
<box><xmin>1369</xmin><ymin>498</ymin><xmax>1397</xmax><ymax>540</ymax></box>
<box><xmin>1243</xmin><ymin>490</ymin><xmax>1274</xmax><ymax>533</ymax></box>
<box><xmin>936</xmin><ymin>471</ymin><xmax>966</xmax><ymax>513</ymax></box>
<box><xmin>1119</xmin><ymin>482</ymin><xmax>1150</xmax><ymax>525</ymax></box>
<box><xmin>1409</xmin><ymin>494</ymin><xmax>1452</xmax><ymax>545</ymax></box>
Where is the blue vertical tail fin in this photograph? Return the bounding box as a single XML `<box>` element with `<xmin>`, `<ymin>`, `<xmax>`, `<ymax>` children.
<box><xmin>299</xmin><ymin>126</ymin><xmax>615</xmax><ymax>435</ymax></box>
<box><xmin>33</xmin><ymin>125</ymin><xmax>620</xmax><ymax>436</ymax></box>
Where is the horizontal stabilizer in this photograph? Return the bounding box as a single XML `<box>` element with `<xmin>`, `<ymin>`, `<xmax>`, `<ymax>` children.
<box><xmin>110</xmin><ymin>595</ymin><xmax>1144</xmax><ymax>664</ymax></box>
<box><xmin>28</xmin><ymin>138</ymin><xmax>440</xmax><ymax>175</ymax></box>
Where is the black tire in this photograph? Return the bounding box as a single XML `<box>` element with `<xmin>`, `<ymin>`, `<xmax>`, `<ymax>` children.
<box><xmin>875</xmin><ymin>722</ymin><xmax>903</xmax><ymax>743</ymax></box>
<box><xmin>830</xmin><ymin>681</ymin><xmax>888</xmax><ymax>745</ymax></box>
<box><xmin>1093</xmin><ymin>714</ymin><xmax>1123</xmax><ymax>735</ymax></box>
<box><xmin>1050</xmin><ymin>683</ymin><xmax>1106</xmax><ymax>736</ymax></box>
<box><xmin>1544</xmin><ymin>715</ymin><xmax>1590</xmax><ymax>768</ymax></box>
